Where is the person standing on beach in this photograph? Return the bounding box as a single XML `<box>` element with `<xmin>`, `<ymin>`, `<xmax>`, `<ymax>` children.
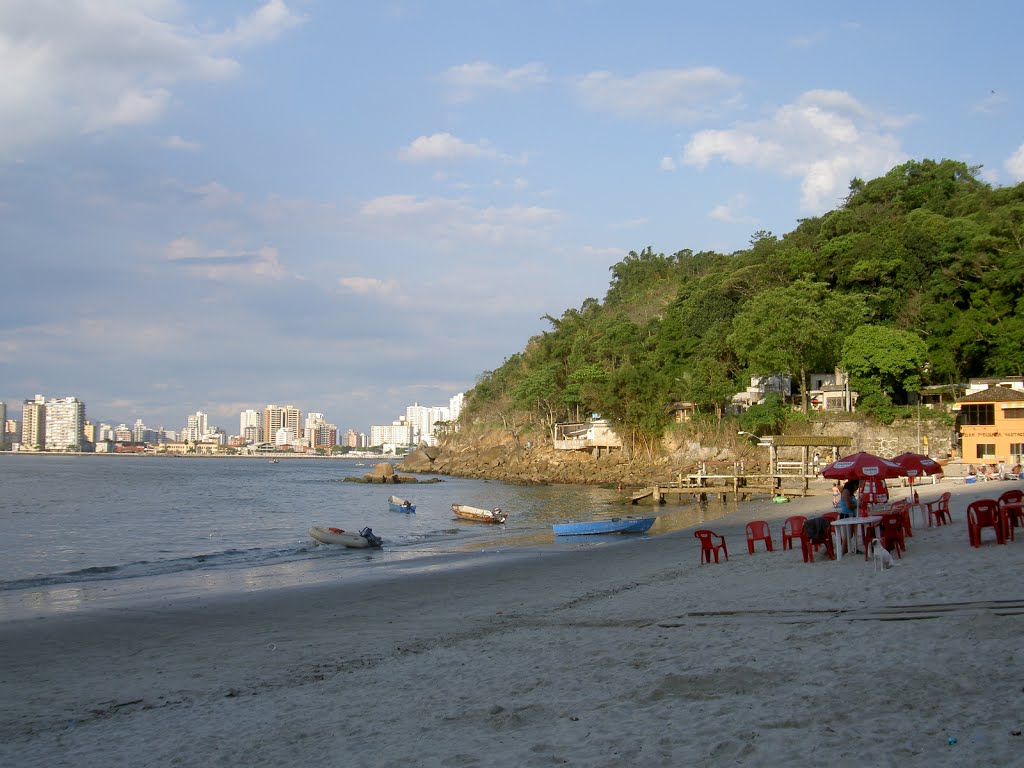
<box><xmin>838</xmin><ymin>478</ymin><xmax>859</xmax><ymax>518</ymax></box>
<box><xmin>832</xmin><ymin>481</ymin><xmax>841</xmax><ymax>509</ymax></box>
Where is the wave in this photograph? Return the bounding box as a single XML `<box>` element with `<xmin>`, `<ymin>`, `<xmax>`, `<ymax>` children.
<box><xmin>0</xmin><ymin>543</ymin><xmax>321</xmax><ymax>593</ymax></box>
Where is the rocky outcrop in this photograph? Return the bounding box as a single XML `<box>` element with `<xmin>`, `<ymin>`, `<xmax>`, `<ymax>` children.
<box><xmin>399</xmin><ymin>438</ymin><xmax>675</xmax><ymax>487</ymax></box>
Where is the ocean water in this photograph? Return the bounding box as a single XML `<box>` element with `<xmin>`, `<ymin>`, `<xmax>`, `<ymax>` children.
<box><xmin>0</xmin><ymin>455</ymin><xmax>740</xmax><ymax>617</ymax></box>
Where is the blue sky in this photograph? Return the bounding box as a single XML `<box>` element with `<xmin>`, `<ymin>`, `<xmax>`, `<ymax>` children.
<box><xmin>2</xmin><ymin>1</ymin><xmax>1022</xmax><ymax>436</ymax></box>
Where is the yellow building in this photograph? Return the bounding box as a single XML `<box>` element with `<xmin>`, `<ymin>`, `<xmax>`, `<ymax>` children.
<box><xmin>953</xmin><ymin>384</ymin><xmax>1024</xmax><ymax>465</ymax></box>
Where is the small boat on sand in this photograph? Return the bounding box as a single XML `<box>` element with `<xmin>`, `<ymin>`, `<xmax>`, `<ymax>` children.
<box><xmin>552</xmin><ymin>517</ymin><xmax>656</xmax><ymax>536</ymax></box>
<box><xmin>308</xmin><ymin>526</ymin><xmax>384</xmax><ymax>548</ymax></box>
<box><xmin>451</xmin><ymin>504</ymin><xmax>507</xmax><ymax>524</ymax></box>
<box><xmin>387</xmin><ymin>495</ymin><xmax>416</xmax><ymax>513</ymax></box>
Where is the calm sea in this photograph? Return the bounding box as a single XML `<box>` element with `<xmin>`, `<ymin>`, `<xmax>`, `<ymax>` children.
<box><xmin>0</xmin><ymin>455</ymin><xmax>738</xmax><ymax>618</ymax></box>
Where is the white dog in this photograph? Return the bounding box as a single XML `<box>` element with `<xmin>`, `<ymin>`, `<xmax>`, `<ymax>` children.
<box><xmin>869</xmin><ymin>539</ymin><xmax>895</xmax><ymax>571</ymax></box>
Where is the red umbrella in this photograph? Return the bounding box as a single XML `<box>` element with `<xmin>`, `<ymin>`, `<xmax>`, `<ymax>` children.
<box><xmin>859</xmin><ymin>476</ymin><xmax>889</xmax><ymax>508</ymax></box>
<box><xmin>821</xmin><ymin>451</ymin><xmax>903</xmax><ymax>480</ymax></box>
<box><xmin>891</xmin><ymin>453</ymin><xmax>944</xmax><ymax>502</ymax></box>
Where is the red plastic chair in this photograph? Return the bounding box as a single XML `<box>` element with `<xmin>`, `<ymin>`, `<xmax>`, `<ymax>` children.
<box><xmin>998</xmin><ymin>489</ymin><xmax>1023</xmax><ymax>539</ymax></box>
<box><xmin>800</xmin><ymin>518</ymin><xmax>835</xmax><ymax>562</ymax></box>
<box><xmin>877</xmin><ymin>514</ymin><xmax>906</xmax><ymax>558</ymax></box>
<box><xmin>967</xmin><ymin>499</ymin><xmax>1005</xmax><ymax>547</ymax></box>
<box><xmin>745</xmin><ymin>520</ymin><xmax>774</xmax><ymax>554</ymax></box>
<box><xmin>821</xmin><ymin>511</ymin><xmax>840</xmax><ymax>522</ymax></box>
<box><xmin>694</xmin><ymin>529</ymin><xmax>728</xmax><ymax>564</ymax></box>
<box><xmin>780</xmin><ymin>516</ymin><xmax>806</xmax><ymax>551</ymax></box>
<box><xmin>924</xmin><ymin>492</ymin><xmax>952</xmax><ymax>526</ymax></box>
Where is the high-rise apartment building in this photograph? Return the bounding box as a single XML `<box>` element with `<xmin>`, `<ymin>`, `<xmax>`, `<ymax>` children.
<box><xmin>449</xmin><ymin>392</ymin><xmax>465</xmax><ymax>421</ymax></box>
<box><xmin>45</xmin><ymin>396</ymin><xmax>85</xmax><ymax>452</ymax></box>
<box><xmin>239</xmin><ymin>409</ymin><xmax>262</xmax><ymax>444</ymax></box>
<box><xmin>370</xmin><ymin>417</ymin><xmax>414</xmax><ymax>447</ymax></box>
<box><xmin>0</xmin><ymin>401</ymin><xmax>6</xmax><ymax>448</ymax></box>
<box><xmin>184</xmin><ymin>411</ymin><xmax>208</xmax><ymax>442</ymax></box>
<box><xmin>21</xmin><ymin>395</ymin><xmax>46</xmax><ymax>451</ymax></box>
<box><xmin>263</xmin><ymin>404</ymin><xmax>301</xmax><ymax>444</ymax></box>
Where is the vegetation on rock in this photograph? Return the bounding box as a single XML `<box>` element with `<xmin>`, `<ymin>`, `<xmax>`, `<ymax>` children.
<box><xmin>457</xmin><ymin>159</ymin><xmax>1023</xmax><ymax>453</ymax></box>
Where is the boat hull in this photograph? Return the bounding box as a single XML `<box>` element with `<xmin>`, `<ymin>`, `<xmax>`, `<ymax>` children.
<box><xmin>309</xmin><ymin>526</ymin><xmax>375</xmax><ymax>548</ymax></box>
<box><xmin>451</xmin><ymin>504</ymin><xmax>507</xmax><ymax>524</ymax></box>
<box><xmin>387</xmin><ymin>495</ymin><xmax>416</xmax><ymax>513</ymax></box>
<box><xmin>552</xmin><ymin>517</ymin><xmax>656</xmax><ymax>536</ymax></box>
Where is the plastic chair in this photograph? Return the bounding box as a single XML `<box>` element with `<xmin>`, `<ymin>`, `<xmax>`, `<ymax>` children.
<box><xmin>967</xmin><ymin>499</ymin><xmax>1005</xmax><ymax>547</ymax></box>
<box><xmin>745</xmin><ymin>521</ymin><xmax>774</xmax><ymax>554</ymax></box>
<box><xmin>821</xmin><ymin>511</ymin><xmax>840</xmax><ymax>522</ymax></box>
<box><xmin>888</xmin><ymin>500</ymin><xmax>913</xmax><ymax>539</ymax></box>
<box><xmin>780</xmin><ymin>516</ymin><xmax>806</xmax><ymax>551</ymax></box>
<box><xmin>924</xmin><ymin>492</ymin><xmax>952</xmax><ymax>526</ymax></box>
<box><xmin>998</xmin><ymin>489</ymin><xmax>1023</xmax><ymax>539</ymax></box>
<box><xmin>799</xmin><ymin>517</ymin><xmax>835</xmax><ymax>562</ymax></box>
<box><xmin>694</xmin><ymin>529</ymin><xmax>728</xmax><ymax>564</ymax></box>
<box><xmin>877</xmin><ymin>514</ymin><xmax>906</xmax><ymax>558</ymax></box>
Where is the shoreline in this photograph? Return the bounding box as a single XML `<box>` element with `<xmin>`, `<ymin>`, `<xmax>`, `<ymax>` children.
<box><xmin>3</xmin><ymin>478</ymin><xmax>1022</xmax><ymax>766</ymax></box>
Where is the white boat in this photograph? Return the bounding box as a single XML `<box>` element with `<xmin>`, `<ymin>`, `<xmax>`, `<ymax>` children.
<box><xmin>308</xmin><ymin>526</ymin><xmax>383</xmax><ymax>548</ymax></box>
<box><xmin>451</xmin><ymin>504</ymin><xmax>507</xmax><ymax>524</ymax></box>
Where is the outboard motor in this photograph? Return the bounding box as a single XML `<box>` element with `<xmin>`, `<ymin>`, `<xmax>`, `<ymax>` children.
<box><xmin>359</xmin><ymin>527</ymin><xmax>384</xmax><ymax>548</ymax></box>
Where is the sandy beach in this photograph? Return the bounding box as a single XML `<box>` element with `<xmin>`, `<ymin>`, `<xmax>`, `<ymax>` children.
<box><xmin>2</xmin><ymin>478</ymin><xmax>1022</xmax><ymax>767</ymax></box>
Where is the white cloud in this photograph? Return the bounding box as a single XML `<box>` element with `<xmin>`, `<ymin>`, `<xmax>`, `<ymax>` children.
<box><xmin>399</xmin><ymin>132</ymin><xmax>500</xmax><ymax>162</ymax></box>
<box><xmin>1006</xmin><ymin>144</ymin><xmax>1024</xmax><ymax>182</ymax></box>
<box><xmin>574</xmin><ymin>67</ymin><xmax>743</xmax><ymax>122</ymax></box>
<box><xmin>0</xmin><ymin>1</ymin><xmax>303</xmax><ymax>158</ymax></box>
<box><xmin>164</xmin><ymin>238</ymin><xmax>291</xmax><ymax>281</ymax></box>
<box><xmin>193</xmin><ymin>181</ymin><xmax>246</xmax><ymax>208</ymax></box>
<box><xmin>212</xmin><ymin>0</ymin><xmax>306</xmax><ymax>49</ymax></box>
<box><xmin>971</xmin><ymin>90</ymin><xmax>1007</xmax><ymax>114</ymax></box>
<box><xmin>337</xmin><ymin>276</ymin><xmax>401</xmax><ymax>297</ymax></box>
<box><xmin>439</xmin><ymin>61</ymin><xmax>548</xmax><ymax>103</ymax></box>
<box><xmin>164</xmin><ymin>135</ymin><xmax>201</xmax><ymax>151</ymax></box>
<box><xmin>358</xmin><ymin>194</ymin><xmax>561</xmax><ymax>246</ymax></box>
<box><xmin>707</xmin><ymin>193</ymin><xmax>756</xmax><ymax>224</ymax></box>
<box><xmin>660</xmin><ymin>156</ymin><xmax>677</xmax><ymax>171</ymax></box>
<box><xmin>682</xmin><ymin>90</ymin><xmax>908</xmax><ymax>212</ymax></box>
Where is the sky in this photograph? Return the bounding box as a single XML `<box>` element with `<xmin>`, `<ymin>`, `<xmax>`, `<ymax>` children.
<box><xmin>2</xmin><ymin>1</ymin><xmax>1023</xmax><ymax>436</ymax></box>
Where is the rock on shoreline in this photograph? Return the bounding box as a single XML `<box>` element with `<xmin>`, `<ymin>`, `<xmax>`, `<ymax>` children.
<box><xmin>398</xmin><ymin>437</ymin><xmax>674</xmax><ymax>487</ymax></box>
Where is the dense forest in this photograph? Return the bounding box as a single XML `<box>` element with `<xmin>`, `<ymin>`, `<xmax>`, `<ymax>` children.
<box><xmin>460</xmin><ymin>159</ymin><xmax>1024</xmax><ymax>452</ymax></box>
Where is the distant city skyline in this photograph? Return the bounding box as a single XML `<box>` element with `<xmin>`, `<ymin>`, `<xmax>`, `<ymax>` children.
<box><xmin>1</xmin><ymin>391</ymin><xmax>464</xmax><ymax>451</ymax></box>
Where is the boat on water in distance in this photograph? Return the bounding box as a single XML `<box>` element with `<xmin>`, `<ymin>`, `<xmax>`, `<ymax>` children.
<box><xmin>387</xmin><ymin>495</ymin><xmax>416</xmax><ymax>513</ymax></box>
<box><xmin>552</xmin><ymin>517</ymin><xmax>656</xmax><ymax>536</ymax></box>
<box><xmin>451</xmin><ymin>504</ymin><xmax>507</xmax><ymax>524</ymax></box>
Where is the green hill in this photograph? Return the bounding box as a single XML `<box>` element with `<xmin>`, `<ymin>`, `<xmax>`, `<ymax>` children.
<box><xmin>459</xmin><ymin>159</ymin><xmax>1024</xmax><ymax>451</ymax></box>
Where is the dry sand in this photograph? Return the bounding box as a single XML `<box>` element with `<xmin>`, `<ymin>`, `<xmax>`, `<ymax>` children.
<box><xmin>2</xmin><ymin>478</ymin><xmax>1022</xmax><ymax>767</ymax></box>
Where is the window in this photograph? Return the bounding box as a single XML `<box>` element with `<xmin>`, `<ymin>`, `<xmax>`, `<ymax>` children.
<box><xmin>976</xmin><ymin>444</ymin><xmax>996</xmax><ymax>459</ymax></box>
<box><xmin>1003</xmin><ymin>407</ymin><xmax>1024</xmax><ymax>419</ymax></box>
<box><xmin>960</xmin><ymin>404</ymin><xmax>995</xmax><ymax>425</ymax></box>
<box><xmin>1011</xmin><ymin>443</ymin><xmax>1024</xmax><ymax>463</ymax></box>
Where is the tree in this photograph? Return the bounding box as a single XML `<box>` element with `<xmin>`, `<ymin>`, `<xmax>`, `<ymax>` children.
<box><xmin>727</xmin><ymin>280</ymin><xmax>864</xmax><ymax>411</ymax></box>
<box><xmin>840</xmin><ymin>325</ymin><xmax>929</xmax><ymax>403</ymax></box>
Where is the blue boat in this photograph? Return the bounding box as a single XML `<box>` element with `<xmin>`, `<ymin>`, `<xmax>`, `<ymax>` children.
<box><xmin>387</xmin><ymin>495</ymin><xmax>416</xmax><ymax>513</ymax></box>
<box><xmin>552</xmin><ymin>516</ymin><xmax>656</xmax><ymax>536</ymax></box>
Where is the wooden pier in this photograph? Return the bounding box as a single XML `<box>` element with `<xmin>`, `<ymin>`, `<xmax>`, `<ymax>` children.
<box><xmin>631</xmin><ymin>471</ymin><xmax>814</xmax><ymax>504</ymax></box>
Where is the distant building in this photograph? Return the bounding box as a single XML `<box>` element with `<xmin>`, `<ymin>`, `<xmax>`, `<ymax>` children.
<box><xmin>21</xmin><ymin>395</ymin><xmax>47</xmax><ymax>451</ymax></box>
<box><xmin>240</xmin><ymin>409</ymin><xmax>262</xmax><ymax>443</ymax></box>
<box><xmin>45</xmin><ymin>396</ymin><xmax>86</xmax><ymax>452</ymax></box>
<box><xmin>184</xmin><ymin>411</ymin><xmax>208</xmax><ymax>442</ymax></box>
<box><xmin>0</xmin><ymin>401</ymin><xmax>6</xmax><ymax>448</ymax></box>
<box><xmin>263</xmin><ymin>404</ymin><xmax>301</xmax><ymax>444</ymax></box>
<box><xmin>370</xmin><ymin>418</ymin><xmax>414</xmax><ymax>447</ymax></box>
